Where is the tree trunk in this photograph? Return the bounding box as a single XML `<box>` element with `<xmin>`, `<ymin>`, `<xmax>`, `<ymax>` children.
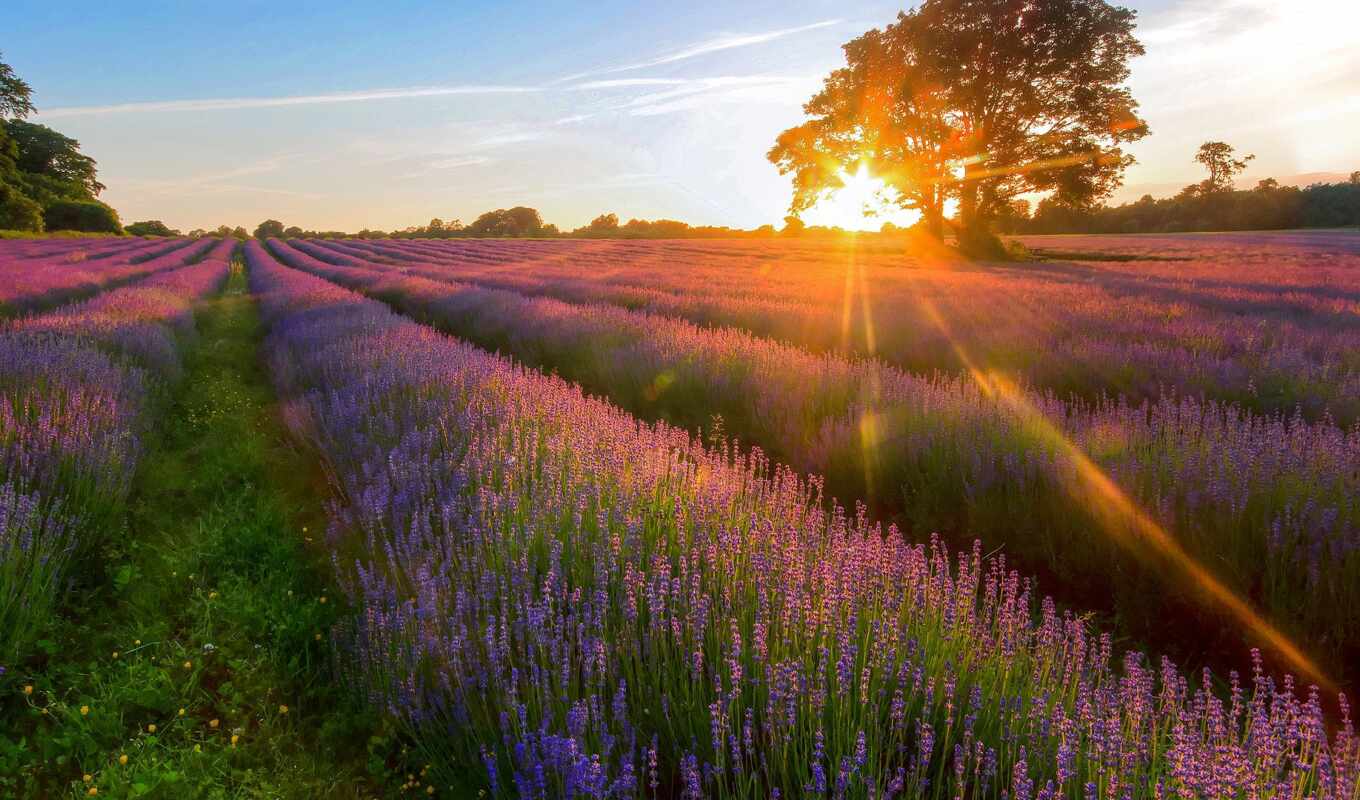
<box><xmin>958</xmin><ymin>163</ymin><xmax>981</xmax><ymax>240</ymax></box>
<box><xmin>956</xmin><ymin>164</ymin><xmax>1005</xmax><ymax>259</ymax></box>
<box><xmin>921</xmin><ymin>203</ymin><xmax>944</xmax><ymax>240</ymax></box>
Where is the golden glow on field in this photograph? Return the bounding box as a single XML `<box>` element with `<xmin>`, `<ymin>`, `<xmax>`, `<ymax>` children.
<box><xmin>881</xmin><ymin>270</ymin><xmax>1337</xmax><ymax>692</ymax></box>
<box><xmin>800</xmin><ymin>164</ymin><xmax>921</xmax><ymax>232</ymax></box>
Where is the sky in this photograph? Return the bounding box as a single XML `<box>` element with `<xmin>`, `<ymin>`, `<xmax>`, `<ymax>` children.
<box><xmin>6</xmin><ymin>0</ymin><xmax>1358</xmax><ymax>232</ymax></box>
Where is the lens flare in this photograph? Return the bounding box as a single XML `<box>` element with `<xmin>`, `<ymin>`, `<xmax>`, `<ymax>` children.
<box><xmin>895</xmin><ymin>268</ymin><xmax>1335</xmax><ymax>691</ymax></box>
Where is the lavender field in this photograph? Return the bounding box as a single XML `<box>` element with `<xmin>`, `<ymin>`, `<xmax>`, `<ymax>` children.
<box><xmin>4</xmin><ymin>231</ymin><xmax>1358</xmax><ymax>797</ymax></box>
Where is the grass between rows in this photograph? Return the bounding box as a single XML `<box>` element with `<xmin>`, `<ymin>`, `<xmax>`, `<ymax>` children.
<box><xmin>0</xmin><ymin>262</ymin><xmax>414</xmax><ymax>797</ymax></box>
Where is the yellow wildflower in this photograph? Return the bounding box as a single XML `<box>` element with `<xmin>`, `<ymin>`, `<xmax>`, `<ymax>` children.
<box><xmin>147</xmin><ymin>724</ymin><xmax>157</xmax><ymax>733</ymax></box>
<box><xmin>278</xmin><ymin>704</ymin><xmax>289</xmax><ymax>715</ymax></box>
<box><xmin>81</xmin><ymin>705</ymin><xmax>90</xmax><ymax>716</ymax></box>
<box><xmin>23</xmin><ymin>685</ymin><xmax>33</xmax><ymax>695</ymax></box>
<box><xmin>209</xmin><ymin>718</ymin><xmax>219</xmax><ymax>729</ymax></box>
<box><xmin>119</xmin><ymin>754</ymin><xmax>128</xmax><ymax>766</ymax></box>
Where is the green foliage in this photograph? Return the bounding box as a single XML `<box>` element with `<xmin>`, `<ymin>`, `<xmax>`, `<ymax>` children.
<box><xmin>465</xmin><ymin>205</ymin><xmax>548</xmax><ymax>237</ymax></box>
<box><xmin>252</xmin><ymin>219</ymin><xmax>285</xmax><ymax>239</ymax></box>
<box><xmin>125</xmin><ymin>220</ymin><xmax>180</xmax><ymax>237</ymax></box>
<box><xmin>4</xmin><ymin>120</ymin><xmax>105</xmax><ymax>202</ymax></box>
<box><xmin>43</xmin><ymin>198</ymin><xmax>122</xmax><ymax>233</ymax></box>
<box><xmin>0</xmin><ymin>57</ymin><xmax>120</xmax><ymax>232</ymax></box>
<box><xmin>1026</xmin><ymin>176</ymin><xmax>1360</xmax><ymax>233</ymax></box>
<box><xmin>0</xmin><ymin>52</ymin><xmax>34</xmax><ymax>120</ymax></box>
<box><xmin>0</xmin><ymin>177</ymin><xmax>43</xmax><ymax>231</ymax></box>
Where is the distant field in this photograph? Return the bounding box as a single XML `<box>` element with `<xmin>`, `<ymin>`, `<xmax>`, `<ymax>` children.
<box><xmin>3</xmin><ymin>231</ymin><xmax>1357</xmax><ymax>796</ymax></box>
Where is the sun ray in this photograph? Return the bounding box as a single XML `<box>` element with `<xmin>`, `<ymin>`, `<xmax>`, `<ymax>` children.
<box><xmin>892</xmin><ymin>266</ymin><xmax>1336</xmax><ymax>692</ymax></box>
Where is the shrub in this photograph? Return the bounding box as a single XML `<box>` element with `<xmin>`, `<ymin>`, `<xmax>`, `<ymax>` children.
<box><xmin>43</xmin><ymin>199</ymin><xmax>122</xmax><ymax>233</ymax></box>
<box><xmin>0</xmin><ymin>180</ymin><xmax>43</xmax><ymax>231</ymax></box>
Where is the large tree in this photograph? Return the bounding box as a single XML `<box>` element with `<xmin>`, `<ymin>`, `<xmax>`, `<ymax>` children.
<box><xmin>770</xmin><ymin>0</ymin><xmax>1148</xmax><ymax>252</ymax></box>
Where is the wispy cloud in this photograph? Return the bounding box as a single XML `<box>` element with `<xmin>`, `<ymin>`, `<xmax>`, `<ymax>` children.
<box><xmin>556</xmin><ymin>19</ymin><xmax>842</xmax><ymax>83</ymax></box>
<box><xmin>399</xmin><ymin>155</ymin><xmax>495</xmax><ymax>179</ymax></box>
<box><xmin>427</xmin><ymin>155</ymin><xmax>493</xmax><ymax>170</ymax></box>
<box><xmin>114</xmin><ymin>154</ymin><xmax>328</xmax><ymax>200</ymax></box>
<box><xmin>572</xmin><ymin>78</ymin><xmax>693</xmax><ymax>90</ymax></box>
<box><xmin>35</xmin><ymin>85</ymin><xmax>542</xmax><ymax>118</ymax></box>
<box><xmin>609</xmin><ymin>75</ymin><xmax>818</xmax><ymax>116</ymax></box>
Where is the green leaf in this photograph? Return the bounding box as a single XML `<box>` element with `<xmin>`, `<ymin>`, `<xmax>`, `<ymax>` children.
<box><xmin>114</xmin><ymin>564</ymin><xmax>135</xmax><ymax>591</ymax></box>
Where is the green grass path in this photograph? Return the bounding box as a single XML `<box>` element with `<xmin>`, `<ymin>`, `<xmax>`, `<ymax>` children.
<box><xmin>0</xmin><ymin>262</ymin><xmax>404</xmax><ymax>798</ymax></box>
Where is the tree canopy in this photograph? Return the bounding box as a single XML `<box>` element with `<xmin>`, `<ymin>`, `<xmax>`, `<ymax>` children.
<box><xmin>125</xmin><ymin>219</ymin><xmax>180</xmax><ymax>236</ymax></box>
<box><xmin>4</xmin><ymin>120</ymin><xmax>105</xmax><ymax>203</ymax></box>
<box><xmin>466</xmin><ymin>206</ymin><xmax>552</xmax><ymax>237</ymax></box>
<box><xmin>43</xmin><ymin>198</ymin><xmax>121</xmax><ymax>234</ymax></box>
<box><xmin>0</xmin><ymin>52</ymin><xmax>34</xmax><ymax>120</ymax></box>
<box><xmin>0</xmin><ymin>54</ymin><xmax>118</xmax><ymax>232</ymax></box>
<box><xmin>1022</xmin><ymin>173</ymin><xmax>1360</xmax><ymax>233</ymax></box>
<box><xmin>1193</xmin><ymin>141</ymin><xmax>1255</xmax><ymax>193</ymax></box>
<box><xmin>770</xmin><ymin>0</ymin><xmax>1148</xmax><ymax>253</ymax></box>
<box><xmin>254</xmin><ymin>219</ymin><xmax>286</xmax><ymax>239</ymax></box>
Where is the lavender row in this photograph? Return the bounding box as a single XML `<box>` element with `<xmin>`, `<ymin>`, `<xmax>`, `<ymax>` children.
<box><xmin>0</xmin><ymin>235</ymin><xmax>166</xmax><ymax>263</ymax></box>
<box><xmin>328</xmin><ymin>236</ymin><xmax>1360</xmax><ymax>425</ymax></box>
<box><xmin>0</xmin><ymin>236</ymin><xmax>208</xmax><ymax>317</ymax></box>
<box><xmin>246</xmin><ymin>239</ymin><xmax>1357</xmax><ymax>798</ymax></box>
<box><xmin>268</xmin><ymin>238</ymin><xmax>1360</xmax><ymax>680</ymax></box>
<box><xmin>0</xmin><ymin>239</ymin><xmax>233</xmax><ymax>666</ymax></box>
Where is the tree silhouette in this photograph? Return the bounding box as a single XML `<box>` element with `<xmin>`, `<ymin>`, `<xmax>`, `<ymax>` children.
<box><xmin>1194</xmin><ymin>141</ymin><xmax>1254</xmax><ymax>192</ymax></box>
<box><xmin>770</xmin><ymin>0</ymin><xmax>1147</xmax><ymax>253</ymax></box>
<box><xmin>0</xmin><ymin>52</ymin><xmax>34</xmax><ymax>120</ymax></box>
<box><xmin>466</xmin><ymin>207</ymin><xmax>546</xmax><ymax>237</ymax></box>
<box><xmin>587</xmin><ymin>213</ymin><xmax>620</xmax><ymax>232</ymax></box>
<box><xmin>253</xmin><ymin>219</ymin><xmax>286</xmax><ymax>239</ymax></box>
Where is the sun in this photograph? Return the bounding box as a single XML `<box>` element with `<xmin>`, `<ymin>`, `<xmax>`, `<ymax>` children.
<box><xmin>800</xmin><ymin>164</ymin><xmax>920</xmax><ymax>232</ymax></box>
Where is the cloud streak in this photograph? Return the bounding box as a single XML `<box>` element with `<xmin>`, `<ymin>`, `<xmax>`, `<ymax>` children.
<box><xmin>556</xmin><ymin>19</ymin><xmax>841</xmax><ymax>82</ymax></box>
<box><xmin>33</xmin><ymin>19</ymin><xmax>839</xmax><ymax>121</ymax></box>
<box><xmin>35</xmin><ymin>85</ymin><xmax>543</xmax><ymax>118</ymax></box>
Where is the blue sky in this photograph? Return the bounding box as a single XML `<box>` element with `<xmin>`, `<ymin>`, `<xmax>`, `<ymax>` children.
<box><xmin>7</xmin><ymin>0</ymin><xmax>1357</xmax><ymax>231</ymax></box>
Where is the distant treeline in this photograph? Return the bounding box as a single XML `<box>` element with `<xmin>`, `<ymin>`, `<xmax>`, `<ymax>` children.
<box><xmin>242</xmin><ymin>209</ymin><xmax>804</xmax><ymax>241</ymax></box>
<box><xmin>1010</xmin><ymin>174</ymin><xmax>1360</xmax><ymax>235</ymax></box>
<box><xmin>390</xmin><ymin>210</ymin><xmax>783</xmax><ymax>240</ymax></box>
